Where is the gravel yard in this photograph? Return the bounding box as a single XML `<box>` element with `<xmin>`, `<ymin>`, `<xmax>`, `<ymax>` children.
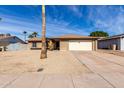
<box><xmin>97</xmin><ymin>49</ymin><xmax>124</xmax><ymax>57</ymax></box>
<box><xmin>0</xmin><ymin>50</ymin><xmax>90</xmax><ymax>74</ymax></box>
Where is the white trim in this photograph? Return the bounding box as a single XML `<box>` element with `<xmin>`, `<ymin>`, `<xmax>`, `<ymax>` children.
<box><xmin>121</xmin><ymin>37</ymin><xmax>124</xmax><ymax>50</ymax></box>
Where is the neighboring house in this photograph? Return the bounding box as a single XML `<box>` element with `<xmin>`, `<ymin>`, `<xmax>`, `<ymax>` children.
<box><xmin>98</xmin><ymin>34</ymin><xmax>124</xmax><ymax>50</ymax></box>
<box><xmin>0</xmin><ymin>34</ymin><xmax>26</xmax><ymax>51</ymax></box>
<box><xmin>7</xmin><ymin>43</ymin><xmax>28</xmax><ymax>51</ymax></box>
<box><xmin>28</xmin><ymin>34</ymin><xmax>99</xmax><ymax>51</ymax></box>
<box><xmin>28</xmin><ymin>37</ymin><xmax>42</xmax><ymax>50</ymax></box>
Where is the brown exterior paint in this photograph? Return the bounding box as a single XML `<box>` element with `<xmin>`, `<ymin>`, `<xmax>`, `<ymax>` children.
<box><xmin>28</xmin><ymin>42</ymin><xmax>42</xmax><ymax>49</ymax></box>
<box><xmin>60</xmin><ymin>40</ymin><xmax>69</xmax><ymax>50</ymax></box>
<box><xmin>95</xmin><ymin>40</ymin><xmax>98</xmax><ymax>50</ymax></box>
<box><xmin>92</xmin><ymin>40</ymin><xmax>98</xmax><ymax>51</ymax></box>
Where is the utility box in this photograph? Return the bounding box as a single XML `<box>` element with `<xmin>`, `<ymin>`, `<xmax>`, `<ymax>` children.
<box><xmin>112</xmin><ymin>44</ymin><xmax>117</xmax><ymax>50</ymax></box>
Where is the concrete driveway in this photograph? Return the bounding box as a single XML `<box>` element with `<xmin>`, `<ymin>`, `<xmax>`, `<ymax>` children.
<box><xmin>71</xmin><ymin>51</ymin><xmax>124</xmax><ymax>88</ymax></box>
<box><xmin>1</xmin><ymin>51</ymin><xmax>124</xmax><ymax>88</ymax></box>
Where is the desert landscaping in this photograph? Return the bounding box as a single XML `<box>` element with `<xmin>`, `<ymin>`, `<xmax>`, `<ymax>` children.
<box><xmin>1</xmin><ymin>50</ymin><xmax>124</xmax><ymax>88</ymax></box>
<box><xmin>0</xmin><ymin>50</ymin><xmax>90</xmax><ymax>74</ymax></box>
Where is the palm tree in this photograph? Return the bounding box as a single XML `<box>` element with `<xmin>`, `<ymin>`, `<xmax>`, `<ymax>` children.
<box><xmin>28</xmin><ymin>32</ymin><xmax>39</xmax><ymax>39</ymax></box>
<box><xmin>28</xmin><ymin>34</ymin><xmax>33</xmax><ymax>38</ymax></box>
<box><xmin>32</xmin><ymin>32</ymin><xmax>38</xmax><ymax>37</ymax></box>
<box><xmin>23</xmin><ymin>31</ymin><xmax>27</xmax><ymax>42</ymax></box>
<box><xmin>40</xmin><ymin>5</ymin><xmax>47</xmax><ymax>59</ymax></box>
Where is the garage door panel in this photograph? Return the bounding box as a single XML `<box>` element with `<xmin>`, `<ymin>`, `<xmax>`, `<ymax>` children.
<box><xmin>69</xmin><ymin>42</ymin><xmax>79</xmax><ymax>50</ymax></box>
<box><xmin>69</xmin><ymin>41</ymin><xmax>92</xmax><ymax>51</ymax></box>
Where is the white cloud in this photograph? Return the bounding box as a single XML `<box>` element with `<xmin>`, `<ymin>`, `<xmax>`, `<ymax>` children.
<box><xmin>0</xmin><ymin>13</ymin><xmax>41</xmax><ymax>40</ymax></box>
<box><xmin>87</xmin><ymin>5</ymin><xmax>124</xmax><ymax>35</ymax></box>
<box><xmin>1</xmin><ymin>5</ymin><xmax>124</xmax><ymax>40</ymax></box>
<box><xmin>46</xmin><ymin>21</ymin><xmax>89</xmax><ymax>37</ymax></box>
<box><xmin>67</xmin><ymin>5</ymin><xmax>83</xmax><ymax>17</ymax></box>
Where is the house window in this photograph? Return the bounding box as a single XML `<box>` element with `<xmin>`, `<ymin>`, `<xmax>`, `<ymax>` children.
<box><xmin>32</xmin><ymin>42</ymin><xmax>37</xmax><ymax>48</ymax></box>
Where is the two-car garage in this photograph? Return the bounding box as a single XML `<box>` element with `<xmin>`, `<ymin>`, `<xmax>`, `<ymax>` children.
<box><xmin>69</xmin><ymin>40</ymin><xmax>92</xmax><ymax>51</ymax></box>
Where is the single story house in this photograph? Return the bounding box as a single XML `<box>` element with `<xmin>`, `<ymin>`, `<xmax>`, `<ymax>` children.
<box><xmin>0</xmin><ymin>34</ymin><xmax>26</xmax><ymax>51</ymax></box>
<box><xmin>28</xmin><ymin>37</ymin><xmax>42</xmax><ymax>50</ymax></box>
<box><xmin>28</xmin><ymin>34</ymin><xmax>99</xmax><ymax>51</ymax></box>
<box><xmin>98</xmin><ymin>34</ymin><xmax>124</xmax><ymax>50</ymax></box>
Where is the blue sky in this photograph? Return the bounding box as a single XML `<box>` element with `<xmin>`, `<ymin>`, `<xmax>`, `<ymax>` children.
<box><xmin>0</xmin><ymin>5</ymin><xmax>124</xmax><ymax>40</ymax></box>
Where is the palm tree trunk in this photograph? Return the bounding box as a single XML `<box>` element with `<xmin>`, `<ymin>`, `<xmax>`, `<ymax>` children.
<box><xmin>40</xmin><ymin>5</ymin><xmax>47</xmax><ymax>59</ymax></box>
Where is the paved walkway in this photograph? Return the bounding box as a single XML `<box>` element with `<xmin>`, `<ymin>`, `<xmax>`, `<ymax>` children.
<box><xmin>1</xmin><ymin>51</ymin><xmax>124</xmax><ymax>88</ymax></box>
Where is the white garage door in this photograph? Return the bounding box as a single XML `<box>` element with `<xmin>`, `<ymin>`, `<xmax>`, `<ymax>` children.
<box><xmin>69</xmin><ymin>41</ymin><xmax>92</xmax><ymax>51</ymax></box>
